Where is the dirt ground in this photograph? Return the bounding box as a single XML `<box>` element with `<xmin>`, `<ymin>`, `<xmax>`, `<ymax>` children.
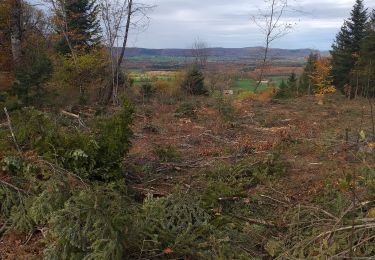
<box><xmin>129</xmin><ymin>94</ymin><xmax>371</xmax><ymax>199</ymax></box>
<box><xmin>1</xmin><ymin>93</ymin><xmax>374</xmax><ymax>258</ymax></box>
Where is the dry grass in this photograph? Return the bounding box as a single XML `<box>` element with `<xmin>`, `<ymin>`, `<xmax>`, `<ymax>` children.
<box><xmin>129</xmin><ymin>93</ymin><xmax>374</xmax><ymax>200</ymax></box>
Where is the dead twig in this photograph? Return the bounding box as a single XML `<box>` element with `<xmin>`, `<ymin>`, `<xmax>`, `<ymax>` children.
<box><xmin>0</xmin><ymin>178</ymin><xmax>28</xmax><ymax>194</ymax></box>
<box><xmin>201</xmin><ymin>132</ymin><xmax>238</xmax><ymax>145</ymax></box>
<box><xmin>0</xmin><ymin>222</ymin><xmax>7</xmax><ymax>236</ymax></box>
<box><xmin>260</xmin><ymin>194</ymin><xmax>290</xmax><ymax>206</ymax></box>
<box><xmin>156</xmin><ymin>154</ymin><xmax>246</xmax><ymax>173</ymax></box>
<box><xmin>299</xmin><ymin>205</ymin><xmax>339</xmax><ymax>222</ymax></box>
<box><xmin>229</xmin><ymin>213</ymin><xmax>278</xmax><ymax>228</ymax></box>
<box><xmin>132</xmin><ymin>186</ymin><xmax>166</xmax><ymax>196</ymax></box>
<box><xmin>37</xmin><ymin>158</ymin><xmax>88</xmax><ymax>187</ymax></box>
<box><xmin>3</xmin><ymin>107</ymin><xmax>21</xmax><ymax>153</ymax></box>
<box><xmin>328</xmin><ymin>234</ymin><xmax>375</xmax><ymax>260</ymax></box>
<box><xmin>23</xmin><ymin>229</ymin><xmax>35</xmax><ymax>245</ymax></box>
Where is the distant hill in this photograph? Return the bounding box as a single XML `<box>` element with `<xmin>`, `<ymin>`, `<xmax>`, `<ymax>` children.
<box><xmin>120</xmin><ymin>47</ymin><xmax>328</xmax><ymax>61</ymax></box>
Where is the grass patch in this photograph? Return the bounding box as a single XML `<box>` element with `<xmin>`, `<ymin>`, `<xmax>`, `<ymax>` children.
<box><xmin>234</xmin><ymin>79</ymin><xmax>269</xmax><ymax>92</ymax></box>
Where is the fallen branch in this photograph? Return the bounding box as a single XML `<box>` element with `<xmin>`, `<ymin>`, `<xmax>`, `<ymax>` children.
<box><xmin>3</xmin><ymin>107</ymin><xmax>21</xmax><ymax>153</ymax></box>
<box><xmin>299</xmin><ymin>205</ymin><xmax>339</xmax><ymax>222</ymax></box>
<box><xmin>156</xmin><ymin>154</ymin><xmax>246</xmax><ymax>173</ymax></box>
<box><xmin>201</xmin><ymin>132</ymin><xmax>238</xmax><ymax>145</ymax></box>
<box><xmin>61</xmin><ymin>110</ymin><xmax>79</xmax><ymax>119</ymax></box>
<box><xmin>132</xmin><ymin>186</ymin><xmax>166</xmax><ymax>196</ymax></box>
<box><xmin>0</xmin><ymin>222</ymin><xmax>7</xmax><ymax>236</ymax></box>
<box><xmin>0</xmin><ymin>122</ymin><xmax>7</xmax><ymax>128</ymax></box>
<box><xmin>37</xmin><ymin>158</ymin><xmax>88</xmax><ymax>187</ymax></box>
<box><xmin>328</xmin><ymin>234</ymin><xmax>375</xmax><ymax>260</ymax></box>
<box><xmin>60</xmin><ymin>110</ymin><xmax>86</xmax><ymax>128</ymax></box>
<box><xmin>316</xmin><ymin>223</ymin><xmax>375</xmax><ymax>241</ymax></box>
<box><xmin>218</xmin><ymin>197</ymin><xmax>242</xmax><ymax>202</ymax></box>
<box><xmin>229</xmin><ymin>214</ymin><xmax>278</xmax><ymax>228</ymax></box>
<box><xmin>278</xmin><ymin>223</ymin><xmax>375</xmax><ymax>259</ymax></box>
<box><xmin>23</xmin><ymin>229</ymin><xmax>35</xmax><ymax>245</ymax></box>
<box><xmin>260</xmin><ymin>194</ymin><xmax>290</xmax><ymax>206</ymax></box>
<box><xmin>0</xmin><ymin>179</ymin><xmax>28</xmax><ymax>194</ymax></box>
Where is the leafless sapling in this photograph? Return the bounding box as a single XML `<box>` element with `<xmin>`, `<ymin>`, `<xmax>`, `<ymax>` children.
<box><xmin>251</xmin><ymin>0</ymin><xmax>295</xmax><ymax>92</ymax></box>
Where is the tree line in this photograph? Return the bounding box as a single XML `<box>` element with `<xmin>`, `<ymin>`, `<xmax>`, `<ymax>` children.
<box><xmin>331</xmin><ymin>0</ymin><xmax>375</xmax><ymax>98</ymax></box>
<box><xmin>274</xmin><ymin>0</ymin><xmax>375</xmax><ymax>100</ymax></box>
<box><xmin>0</xmin><ymin>0</ymin><xmax>152</xmax><ymax>107</ymax></box>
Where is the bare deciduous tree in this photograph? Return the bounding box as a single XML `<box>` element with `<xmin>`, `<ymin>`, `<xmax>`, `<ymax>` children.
<box><xmin>191</xmin><ymin>38</ymin><xmax>209</xmax><ymax>69</ymax></box>
<box><xmin>100</xmin><ymin>0</ymin><xmax>129</xmax><ymax>103</ymax></box>
<box><xmin>100</xmin><ymin>0</ymin><xmax>154</xmax><ymax>105</ymax></box>
<box><xmin>251</xmin><ymin>0</ymin><xmax>295</xmax><ymax>92</ymax></box>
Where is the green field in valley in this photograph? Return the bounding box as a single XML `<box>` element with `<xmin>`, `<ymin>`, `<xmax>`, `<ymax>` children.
<box><xmin>234</xmin><ymin>79</ymin><xmax>270</xmax><ymax>92</ymax></box>
<box><xmin>234</xmin><ymin>77</ymin><xmax>287</xmax><ymax>92</ymax></box>
<box><xmin>132</xmin><ymin>76</ymin><xmax>175</xmax><ymax>83</ymax></box>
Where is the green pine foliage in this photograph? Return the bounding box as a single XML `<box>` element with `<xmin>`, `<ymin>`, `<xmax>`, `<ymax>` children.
<box><xmin>1</xmin><ymin>6</ymin><xmax>53</xmax><ymax>109</ymax></box>
<box><xmin>44</xmin><ymin>184</ymin><xmax>135</xmax><ymax>259</ymax></box>
<box><xmin>141</xmin><ymin>192</ymin><xmax>212</xmax><ymax>257</ymax></box>
<box><xmin>54</xmin><ymin>0</ymin><xmax>101</xmax><ymax>54</ymax></box>
<box><xmin>331</xmin><ymin>0</ymin><xmax>368</xmax><ymax>93</ymax></box>
<box><xmin>12</xmin><ymin>50</ymin><xmax>53</xmax><ymax>107</ymax></box>
<box><xmin>275</xmin><ymin>79</ymin><xmax>290</xmax><ymax>99</ymax></box>
<box><xmin>357</xmin><ymin>10</ymin><xmax>375</xmax><ymax>97</ymax></box>
<box><xmin>174</xmin><ymin>101</ymin><xmax>197</xmax><ymax>118</ymax></box>
<box><xmin>0</xmin><ymin>100</ymin><xmax>135</xmax><ymax>258</ymax></box>
<box><xmin>181</xmin><ymin>64</ymin><xmax>208</xmax><ymax>95</ymax></box>
<box><xmin>3</xmin><ymin>101</ymin><xmax>133</xmax><ymax>182</ymax></box>
<box><xmin>275</xmin><ymin>73</ymin><xmax>299</xmax><ymax>99</ymax></box>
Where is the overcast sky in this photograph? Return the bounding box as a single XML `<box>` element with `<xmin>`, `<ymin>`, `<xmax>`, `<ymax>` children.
<box><xmin>125</xmin><ymin>0</ymin><xmax>375</xmax><ymax>50</ymax></box>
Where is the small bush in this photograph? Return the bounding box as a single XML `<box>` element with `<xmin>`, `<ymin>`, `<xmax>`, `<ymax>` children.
<box><xmin>153</xmin><ymin>80</ymin><xmax>178</xmax><ymax>97</ymax></box>
<box><xmin>275</xmin><ymin>80</ymin><xmax>291</xmax><ymax>99</ymax></box>
<box><xmin>174</xmin><ymin>102</ymin><xmax>197</xmax><ymax>118</ymax></box>
<box><xmin>153</xmin><ymin>145</ymin><xmax>181</xmax><ymax>162</ymax></box>
<box><xmin>52</xmin><ymin>49</ymin><xmax>108</xmax><ymax>104</ymax></box>
<box><xmin>181</xmin><ymin>64</ymin><xmax>208</xmax><ymax>95</ymax></box>
<box><xmin>140</xmin><ymin>82</ymin><xmax>155</xmax><ymax>99</ymax></box>
<box><xmin>142</xmin><ymin>123</ymin><xmax>160</xmax><ymax>134</ymax></box>
<box><xmin>213</xmin><ymin>94</ymin><xmax>235</xmax><ymax>121</ymax></box>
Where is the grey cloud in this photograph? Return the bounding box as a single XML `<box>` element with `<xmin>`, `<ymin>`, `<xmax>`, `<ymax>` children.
<box><xmin>31</xmin><ymin>0</ymin><xmax>375</xmax><ymax>49</ymax></box>
<box><xmin>128</xmin><ymin>0</ymin><xmax>375</xmax><ymax>49</ymax></box>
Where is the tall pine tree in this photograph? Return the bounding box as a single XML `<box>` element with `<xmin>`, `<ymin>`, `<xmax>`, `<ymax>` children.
<box><xmin>331</xmin><ymin>0</ymin><xmax>368</xmax><ymax>94</ymax></box>
<box><xmin>54</xmin><ymin>0</ymin><xmax>101</xmax><ymax>55</ymax></box>
<box><xmin>358</xmin><ymin>10</ymin><xmax>375</xmax><ymax>97</ymax></box>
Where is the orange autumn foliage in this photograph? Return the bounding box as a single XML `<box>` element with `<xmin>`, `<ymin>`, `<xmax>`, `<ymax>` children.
<box><xmin>310</xmin><ymin>57</ymin><xmax>336</xmax><ymax>95</ymax></box>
